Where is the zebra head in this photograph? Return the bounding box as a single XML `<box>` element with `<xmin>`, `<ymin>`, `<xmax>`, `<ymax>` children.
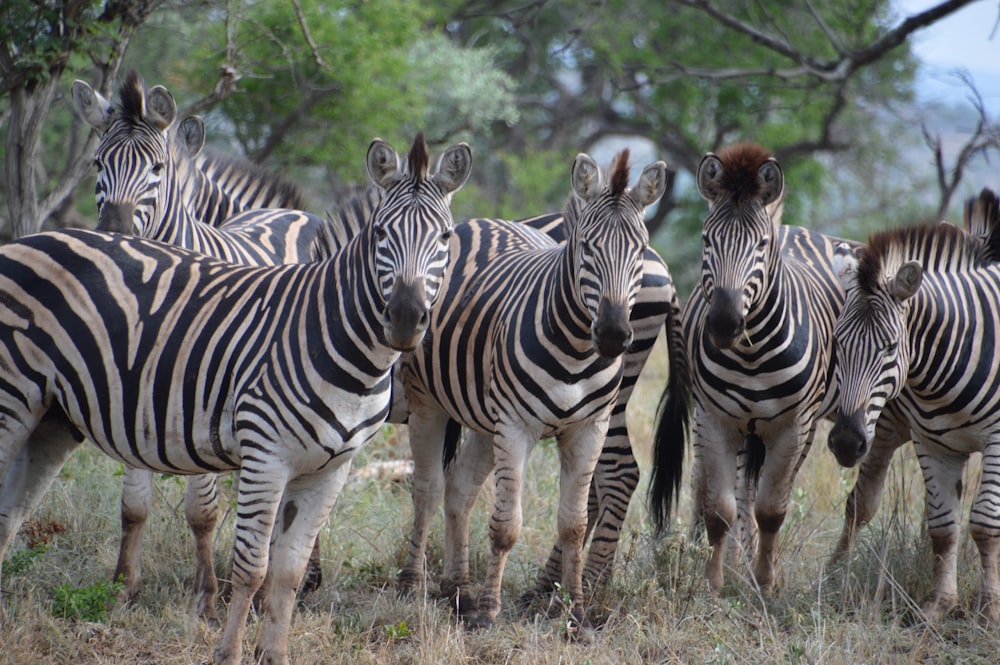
<box><xmin>365</xmin><ymin>133</ymin><xmax>471</xmax><ymax>352</ymax></box>
<box><xmin>828</xmin><ymin>249</ymin><xmax>920</xmax><ymax>467</ymax></box>
<box><xmin>74</xmin><ymin>70</ymin><xmax>183</xmax><ymax>236</ymax></box>
<box><xmin>568</xmin><ymin>149</ymin><xmax>668</xmax><ymax>358</ymax></box>
<box><xmin>696</xmin><ymin>144</ymin><xmax>784</xmax><ymax>350</ymax></box>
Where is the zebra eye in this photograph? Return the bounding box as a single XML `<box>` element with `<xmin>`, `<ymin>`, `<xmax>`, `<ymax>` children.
<box><xmin>375</xmin><ymin>224</ymin><xmax>389</xmax><ymax>242</ymax></box>
<box><xmin>756</xmin><ymin>237</ymin><xmax>770</xmax><ymax>250</ymax></box>
<box><xmin>702</xmin><ymin>235</ymin><xmax>711</xmax><ymax>249</ymax></box>
<box><xmin>93</xmin><ymin>159</ymin><xmax>103</xmax><ymax>171</ymax></box>
<box><xmin>440</xmin><ymin>228</ymin><xmax>453</xmax><ymax>243</ymax></box>
<box><xmin>151</xmin><ymin>162</ymin><xmax>164</xmax><ymax>176</ymax></box>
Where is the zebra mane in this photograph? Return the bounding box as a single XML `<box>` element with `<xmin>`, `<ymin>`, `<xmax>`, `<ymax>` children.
<box><xmin>117</xmin><ymin>69</ymin><xmax>148</xmax><ymax>127</ymax></box>
<box><xmin>408</xmin><ymin>132</ymin><xmax>429</xmax><ymax>184</ymax></box>
<box><xmin>715</xmin><ymin>142</ymin><xmax>774</xmax><ymax>202</ymax></box>
<box><xmin>196</xmin><ymin>151</ymin><xmax>306</xmax><ymax>210</ymax></box>
<box><xmin>857</xmin><ymin>222</ymin><xmax>990</xmax><ymax>294</ymax></box>
<box><xmin>964</xmin><ymin>187</ymin><xmax>1000</xmax><ymax>261</ymax></box>
<box><xmin>609</xmin><ymin>149</ymin><xmax>630</xmax><ymax>198</ymax></box>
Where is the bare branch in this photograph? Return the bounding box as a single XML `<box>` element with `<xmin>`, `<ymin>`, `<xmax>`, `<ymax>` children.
<box><xmin>179</xmin><ymin>65</ymin><xmax>241</xmax><ymax>118</ymax></box>
<box><xmin>291</xmin><ymin>0</ymin><xmax>328</xmax><ymax>70</ymax></box>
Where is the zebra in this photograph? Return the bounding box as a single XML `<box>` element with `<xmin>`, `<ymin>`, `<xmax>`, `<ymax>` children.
<box><xmin>72</xmin><ymin>71</ymin><xmax>332</xmax><ymax>621</ymax></box>
<box><xmin>398</xmin><ymin>149</ymin><xmax>687</xmax><ymax>636</ymax></box>
<box><xmin>0</xmin><ymin>133</ymin><xmax>471</xmax><ymax>665</ymax></box>
<box><xmin>827</xmin><ymin>213</ymin><xmax>1000</xmax><ymax>624</ymax></box>
<box><xmin>647</xmin><ymin>142</ymin><xmax>904</xmax><ymax>594</ymax></box>
<box><xmin>828</xmin><ymin>187</ymin><xmax>1000</xmax><ymax>560</ymax></box>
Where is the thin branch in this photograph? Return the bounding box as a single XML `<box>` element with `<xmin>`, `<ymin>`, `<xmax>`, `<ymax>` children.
<box><xmin>291</xmin><ymin>0</ymin><xmax>327</xmax><ymax>70</ymax></box>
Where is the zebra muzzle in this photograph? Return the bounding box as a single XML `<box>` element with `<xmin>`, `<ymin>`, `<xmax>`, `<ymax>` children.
<box><xmin>593</xmin><ymin>300</ymin><xmax>633</xmax><ymax>358</ymax></box>
<box><xmin>705</xmin><ymin>288</ymin><xmax>745</xmax><ymax>349</ymax></box>
<box><xmin>97</xmin><ymin>202</ymin><xmax>139</xmax><ymax>234</ymax></box>
<box><xmin>828</xmin><ymin>409</ymin><xmax>870</xmax><ymax>468</ymax></box>
<box><xmin>383</xmin><ymin>281</ymin><xmax>430</xmax><ymax>352</ymax></box>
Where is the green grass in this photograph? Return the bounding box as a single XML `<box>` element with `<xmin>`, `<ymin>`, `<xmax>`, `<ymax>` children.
<box><xmin>1</xmin><ymin>334</ymin><xmax>999</xmax><ymax>663</ymax></box>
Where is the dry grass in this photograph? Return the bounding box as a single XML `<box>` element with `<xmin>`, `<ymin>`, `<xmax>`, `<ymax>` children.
<box><xmin>2</xmin><ymin>334</ymin><xmax>999</xmax><ymax>664</ymax></box>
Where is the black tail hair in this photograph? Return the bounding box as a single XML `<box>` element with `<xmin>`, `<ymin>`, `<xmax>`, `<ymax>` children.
<box><xmin>442</xmin><ymin>418</ymin><xmax>462</xmax><ymax>469</ymax></box>
<box><xmin>647</xmin><ymin>288</ymin><xmax>692</xmax><ymax>534</ymax></box>
<box><xmin>743</xmin><ymin>431</ymin><xmax>766</xmax><ymax>492</ymax></box>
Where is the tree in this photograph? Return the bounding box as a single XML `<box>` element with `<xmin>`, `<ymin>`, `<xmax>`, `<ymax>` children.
<box><xmin>0</xmin><ymin>0</ymin><xmax>167</xmax><ymax>238</ymax></box>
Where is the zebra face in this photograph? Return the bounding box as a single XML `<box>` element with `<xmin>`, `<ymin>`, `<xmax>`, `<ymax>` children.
<box><xmin>695</xmin><ymin>152</ymin><xmax>783</xmax><ymax>351</ymax></box>
<box><xmin>79</xmin><ymin>73</ymin><xmax>179</xmax><ymax>238</ymax></box>
<box><xmin>828</xmin><ymin>279</ymin><xmax>913</xmax><ymax>467</ymax></box>
<box><xmin>569</xmin><ymin>153</ymin><xmax>666</xmax><ymax>359</ymax></box>
<box><xmin>577</xmin><ymin>222</ymin><xmax>647</xmax><ymax>358</ymax></box>
<box><xmin>700</xmin><ymin>211</ymin><xmax>773</xmax><ymax>349</ymax></box>
<box><xmin>366</xmin><ymin>135</ymin><xmax>471</xmax><ymax>352</ymax></box>
<box><xmin>93</xmin><ymin>134</ymin><xmax>168</xmax><ymax>236</ymax></box>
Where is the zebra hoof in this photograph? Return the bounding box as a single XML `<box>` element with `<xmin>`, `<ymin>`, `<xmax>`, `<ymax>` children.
<box><xmin>565</xmin><ymin>613</ymin><xmax>595</xmax><ymax>644</ymax></box>
<box><xmin>463</xmin><ymin>613</ymin><xmax>494</xmax><ymax>631</ymax></box>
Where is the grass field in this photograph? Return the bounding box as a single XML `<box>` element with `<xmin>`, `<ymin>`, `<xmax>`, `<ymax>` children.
<box><xmin>2</xmin><ymin>333</ymin><xmax>999</xmax><ymax>664</ymax></box>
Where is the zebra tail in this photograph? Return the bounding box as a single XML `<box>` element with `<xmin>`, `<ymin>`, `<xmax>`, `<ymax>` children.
<box><xmin>647</xmin><ymin>289</ymin><xmax>691</xmax><ymax>535</ymax></box>
<box><xmin>744</xmin><ymin>431</ymin><xmax>766</xmax><ymax>492</ymax></box>
<box><xmin>442</xmin><ymin>418</ymin><xmax>463</xmax><ymax>469</ymax></box>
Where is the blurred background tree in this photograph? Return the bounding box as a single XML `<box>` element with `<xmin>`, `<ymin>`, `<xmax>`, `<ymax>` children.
<box><xmin>1</xmin><ymin>0</ymin><xmax>996</xmax><ymax>295</ymax></box>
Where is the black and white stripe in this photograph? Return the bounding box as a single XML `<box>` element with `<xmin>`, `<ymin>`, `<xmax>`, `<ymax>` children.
<box><xmin>828</xmin><ymin>198</ymin><xmax>1000</xmax><ymax>623</ymax></box>
<box><xmin>397</xmin><ymin>149</ymin><xmax>685</xmax><ymax>634</ymax></box>
<box><xmin>0</xmin><ymin>135</ymin><xmax>470</xmax><ymax>665</ymax></box>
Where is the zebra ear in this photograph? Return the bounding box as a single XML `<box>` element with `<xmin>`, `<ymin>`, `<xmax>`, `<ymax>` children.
<box><xmin>145</xmin><ymin>85</ymin><xmax>176</xmax><ymax>131</ymax></box>
<box><xmin>631</xmin><ymin>161</ymin><xmax>669</xmax><ymax>208</ymax></box>
<box><xmin>434</xmin><ymin>143</ymin><xmax>473</xmax><ymax>194</ymax></box>
<box><xmin>696</xmin><ymin>153</ymin><xmax>724</xmax><ymax>203</ymax></box>
<box><xmin>832</xmin><ymin>244</ymin><xmax>859</xmax><ymax>292</ymax></box>
<box><xmin>891</xmin><ymin>261</ymin><xmax>923</xmax><ymax>302</ymax></box>
<box><xmin>367</xmin><ymin>139</ymin><xmax>403</xmax><ymax>189</ymax></box>
<box><xmin>72</xmin><ymin>80</ymin><xmax>115</xmax><ymax>133</ymax></box>
<box><xmin>177</xmin><ymin>117</ymin><xmax>206</xmax><ymax>157</ymax></box>
<box><xmin>571</xmin><ymin>153</ymin><xmax>603</xmax><ymax>204</ymax></box>
<box><xmin>758</xmin><ymin>159</ymin><xmax>783</xmax><ymax>207</ymax></box>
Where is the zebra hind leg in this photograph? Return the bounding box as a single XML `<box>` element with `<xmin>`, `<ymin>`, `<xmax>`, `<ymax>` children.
<box><xmin>114</xmin><ymin>466</ymin><xmax>154</xmax><ymax>607</ymax></box>
<box><xmin>183</xmin><ymin>472</ymin><xmax>221</xmax><ymax>625</ymax></box>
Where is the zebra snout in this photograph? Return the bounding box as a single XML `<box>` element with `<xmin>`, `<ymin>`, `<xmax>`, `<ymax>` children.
<box><xmin>593</xmin><ymin>300</ymin><xmax>633</xmax><ymax>359</ymax></box>
<box><xmin>383</xmin><ymin>281</ymin><xmax>430</xmax><ymax>352</ymax></box>
<box><xmin>706</xmin><ymin>288</ymin><xmax>745</xmax><ymax>349</ymax></box>
<box><xmin>97</xmin><ymin>202</ymin><xmax>138</xmax><ymax>234</ymax></box>
<box><xmin>828</xmin><ymin>410</ymin><xmax>870</xmax><ymax>468</ymax></box>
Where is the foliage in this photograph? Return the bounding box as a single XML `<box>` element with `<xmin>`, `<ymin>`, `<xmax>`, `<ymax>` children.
<box><xmin>51</xmin><ymin>579</ymin><xmax>124</xmax><ymax>622</ymax></box>
<box><xmin>4</xmin><ymin>543</ymin><xmax>49</xmax><ymax>575</ymax></box>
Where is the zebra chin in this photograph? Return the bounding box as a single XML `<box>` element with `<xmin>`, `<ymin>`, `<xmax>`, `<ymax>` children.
<box><xmin>827</xmin><ymin>409</ymin><xmax>871</xmax><ymax>468</ymax></box>
<box><xmin>382</xmin><ymin>281</ymin><xmax>431</xmax><ymax>352</ymax></box>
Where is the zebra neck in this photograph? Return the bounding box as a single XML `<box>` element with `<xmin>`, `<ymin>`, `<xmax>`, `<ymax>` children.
<box><xmin>542</xmin><ymin>249</ymin><xmax>595</xmax><ymax>352</ymax></box>
<box><xmin>155</xmin><ymin>170</ymin><xmax>203</xmax><ymax>248</ymax></box>
<box><xmin>743</xmin><ymin>256</ymin><xmax>796</xmax><ymax>342</ymax></box>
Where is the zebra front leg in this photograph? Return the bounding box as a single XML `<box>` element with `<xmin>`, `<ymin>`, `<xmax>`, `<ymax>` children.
<box><xmin>554</xmin><ymin>417</ymin><xmax>608</xmax><ymax>642</ymax></box>
<box><xmin>256</xmin><ymin>464</ymin><xmax>350</xmax><ymax>665</ymax></box>
<box><xmin>184</xmin><ymin>472</ymin><xmax>220</xmax><ymax>625</ymax></box>
<box><xmin>750</xmin><ymin>427</ymin><xmax>813</xmax><ymax>592</ymax></box>
<box><xmin>115</xmin><ymin>466</ymin><xmax>153</xmax><ymax>605</ymax></box>
<box><xmin>915</xmin><ymin>441</ymin><xmax>965</xmax><ymax>622</ymax></box>
<box><xmin>399</xmin><ymin>406</ymin><xmax>451</xmax><ymax>594</ymax></box>
<box><xmin>970</xmin><ymin>443</ymin><xmax>1000</xmax><ymax>624</ymax></box>
<box><xmin>696</xmin><ymin>415</ymin><xmax>740</xmax><ymax>594</ymax></box>
<box><xmin>831</xmin><ymin>410</ymin><xmax>907</xmax><ymax>563</ymax></box>
<box><xmin>474</xmin><ymin>428</ymin><xmax>533</xmax><ymax>629</ymax></box>
<box><xmin>214</xmin><ymin>463</ymin><xmax>290</xmax><ymax>665</ymax></box>
<box><xmin>441</xmin><ymin>431</ymin><xmax>494</xmax><ymax>619</ymax></box>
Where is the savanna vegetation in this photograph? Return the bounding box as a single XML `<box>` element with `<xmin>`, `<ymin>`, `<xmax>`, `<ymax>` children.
<box><xmin>1</xmin><ymin>0</ymin><xmax>999</xmax><ymax>663</ymax></box>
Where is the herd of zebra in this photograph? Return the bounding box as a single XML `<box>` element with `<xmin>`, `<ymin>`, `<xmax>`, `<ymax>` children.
<box><xmin>0</xmin><ymin>69</ymin><xmax>997</xmax><ymax>662</ymax></box>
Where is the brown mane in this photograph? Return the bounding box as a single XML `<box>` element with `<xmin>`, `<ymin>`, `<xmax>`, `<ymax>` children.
<box><xmin>609</xmin><ymin>149</ymin><xmax>630</xmax><ymax>198</ymax></box>
<box><xmin>857</xmin><ymin>222</ymin><xmax>989</xmax><ymax>294</ymax></box>
<box><xmin>716</xmin><ymin>142</ymin><xmax>773</xmax><ymax>202</ymax></box>
<box><xmin>408</xmin><ymin>132</ymin><xmax>429</xmax><ymax>185</ymax></box>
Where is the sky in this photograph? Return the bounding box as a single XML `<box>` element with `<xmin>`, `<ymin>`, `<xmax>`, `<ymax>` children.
<box><xmin>897</xmin><ymin>0</ymin><xmax>1000</xmax><ymax>114</ymax></box>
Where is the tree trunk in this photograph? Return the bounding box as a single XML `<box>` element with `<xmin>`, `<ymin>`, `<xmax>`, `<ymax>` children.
<box><xmin>5</xmin><ymin>80</ymin><xmax>58</xmax><ymax>238</ymax></box>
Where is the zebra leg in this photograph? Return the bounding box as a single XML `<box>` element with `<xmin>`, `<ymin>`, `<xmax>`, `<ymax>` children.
<box><xmin>830</xmin><ymin>407</ymin><xmax>908</xmax><ymax>563</ymax></box>
<box><xmin>183</xmin><ymin>473</ymin><xmax>220</xmax><ymax>625</ymax></box>
<box><xmin>441</xmin><ymin>431</ymin><xmax>494</xmax><ymax>618</ymax></box>
<box><xmin>553</xmin><ymin>417</ymin><xmax>608</xmax><ymax>642</ymax></box>
<box><xmin>399</xmin><ymin>406</ymin><xmax>451</xmax><ymax>594</ymax></box>
<box><xmin>256</xmin><ymin>464</ymin><xmax>350</xmax><ymax>665</ymax></box>
<box><xmin>114</xmin><ymin>466</ymin><xmax>153</xmax><ymax>605</ymax></box>
<box><xmin>473</xmin><ymin>426</ymin><xmax>534</xmax><ymax>629</ymax></box>
<box><xmin>749</xmin><ymin>425</ymin><xmax>814</xmax><ymax>592</ymax></box>
<box><xmin>696</xmin><ymin>412</ymin><xmax>740</xmax><ymax>594</ymax></box>
<box><xmin>971</xmin><ymin>443</ymin><xmax>1000</xmax><ymax>624</ymax></box>
<box><xmin>0</xmin><ymin>410</ymin><xmax>83</xmax><ymax>614</ymax></box>
<box><xmin>914</xmin><ymin>439</ymin><xmax>966</xmax><ymax>622</ymax></box>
